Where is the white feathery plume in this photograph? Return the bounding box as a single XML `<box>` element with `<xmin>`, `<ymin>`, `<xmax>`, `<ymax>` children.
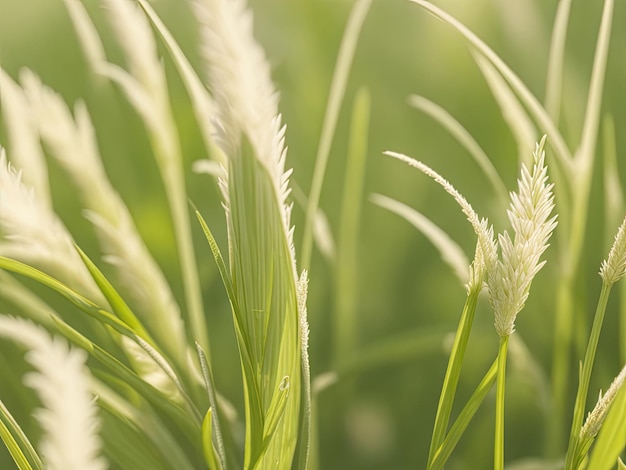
<box><xmin>0</xmin><ymin>316</ymin><xmax>107</xmax><ymax>470</ymax></box>
<box><xmin>600</xmin><ymin>214</ymin><xmax>626</xmax><ymax>285</ymax></box>
<box><xmin>580</xmin><ymin>363</ymin><xmax>626</xmax><ymax>440</ymax></box>
<box><xmin>0</xmin><ymin>68</ymin><xmax>50</xmax><ymax>207</ymax></box>
<box><xmin>0</xmin><ymin>148</ymin><xmax>104</xmax><ymax>304</ymax></box>
<box><xmin>385</xmin><ymin>151</ymin><xmax>497</xmax><ymax>292</ymax></box>
<box><xmin>21</xmin><ymin>71</ymin><xmax>188</xmax><ymax>365</ymax></box>
<box><xmin>194</xmin><ymin>0</ymin><xmax>298</xmax><ymax>278</ymax></box>
<box><xmin>488</xmin><ymin>137</ymin><xmax>558</xmax><ymax>336</ymax></box>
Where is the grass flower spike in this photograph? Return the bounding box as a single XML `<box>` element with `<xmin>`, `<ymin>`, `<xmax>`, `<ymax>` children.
<box><xmin>600</xmin><ymin>214</ymin><xmax>626</xmax><ymax>285</ymax></box>
<box><xmin>0</xmin><ymin>316</ymin><xmax>106</xmax><ymax>470</ymax></box>
<box><xmin>489</xmin><ymin>137</ymin><xmax>558</xmax><ymax>337</ymax></box>
<box><xmin>580</xmin><ymin>363</ymin><xmax>626</xmax><ymax>441</ymax></box>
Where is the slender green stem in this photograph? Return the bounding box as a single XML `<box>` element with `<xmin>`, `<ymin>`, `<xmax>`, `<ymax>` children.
<box><xmin>431</xmin><ymin>358</ymin><xmax>498</xmax><ymax>470</ymax></box>
<box><xmin>300</xmin><ymin>0</ymin><xmax>372</xmax><ymax>271</ymax></box>
<box><xmin>427</xmin><ymin>289</ymin><xmax>480</xmax><ymax>468</ymax></box>
<box><xmin>494</xmin><ymin>335</ymin><xmax>510</xmax><ymax>470</ymax></box>
<box><xmin>564</xmin><ymin>281</ymin><xmax>612</xmax><ymax>469</ymax></box>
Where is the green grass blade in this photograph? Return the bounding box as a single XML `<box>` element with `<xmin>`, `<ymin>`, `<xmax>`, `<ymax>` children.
<box><xmin>301</xmin><ymin>0</ymin><xmax>373</xmax><ymax>270</ymax></box>
<box><xmin>0</xmin><ymin>400</ymin><xmax>42</xmax><ymax>470</ymax></box>
<box><xmin>49</xmin><ymin>315</ymin><xmax>201</xmax><ymax>442</ymax></box>
<box><xmin>574</xmin><ymin>0</ymin><xmax>614</xmax><ymax>172</ymax></box>
<box><xmin>544</xmin><ymin>0</ymin><xmax>572</xmax><ymax>124</ymax></box>
<box><xmin>565</xmin><ymin>282</ymin><xmax>612</xmax><ymax>469</ymax></box>
<box><xmin>197</xmin><ymin>343</ymin><xmax>227</xmax><ymax>470</ymax></box>
<box><xmin>201</xmin><ymin>408</ymin><xmax>222</xmax><ymax>470</ymax></box>
<box><xmin>0</xmin><ymin>256</ymin><xmax>138</xmax><ymax>338</ymax></box>
<box><xmin>335</xmin><ymin>87</ymin><xmax>370</xmax><ymax>360</ymax></box>
<box><xmin>371</xmin><ymin>194</ymin><xmax>469</xmax><ymax>286</ymax></box>
<box><xmin>427</xmin><ymin>290</ymin><xmax>480</xmax><ymax>468</ymax></box>
<box><xmin>410</xmin><ymin>0</ymin><xmax>573</xmax><ymax>171</ymax></box>
<box><xmin>407</xmin><ymin>94</ymin><xmax>508</xmax><ymax>203</ymax></box>
<box><xmin>431</xmin><ymin>359</ymin><xmax>497</xmax><ymax>470</ymax></box>
<box><xmin>587</xmin><ymin>383</ymin><xmax>626</xmax><ymax>470</ymax></box>
<box><xmin>471</xmin><ymin>53</ymin><xmax>538</xmax><ymax>169</ymax></box>
<box><xmin>74</xmin><ymin>244</ymin><xmax>154</xmax><ymax>345</ymax></box>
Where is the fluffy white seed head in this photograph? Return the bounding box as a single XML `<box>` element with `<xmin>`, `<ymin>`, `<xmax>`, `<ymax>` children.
<box><xmin>600</xmin><ymin>215</ymin><xmax>626</xmax><ymax>285</ymax></box>
<box><xmin>0</xmin><ymin>148</ymin><xmax>104</xmax><ymax>303</ymax></box>
<box><xmin>489</xmin><ymin>137</ymin><xmax>557</xmax><ymax>336</ymax></box>
<box><xmin>0</xmin><ymin>316</ymin><xmax>107</xmax><ymax>470</ymax></box>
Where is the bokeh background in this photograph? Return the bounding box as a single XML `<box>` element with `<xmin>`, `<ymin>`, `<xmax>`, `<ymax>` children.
<box><xmin>1</xmin><ymin>0</ymin><xmax>625</xmax><ymax>468</ymax></box>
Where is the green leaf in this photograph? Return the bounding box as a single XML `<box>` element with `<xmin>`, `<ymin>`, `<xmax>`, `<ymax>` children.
<box><xmin>202</xmin><ymin>409</ymin><xmax>221</xmax><ymax>470</ymax></box>
<box><xmin>0</xmin><ymin>400</ymin><xmax>42</xmax><ymax>470</ymax></box>
<box><xmin>74</xmin><ymin>244</ymin><xmax>154</xmax><ymax>346</ymax></box>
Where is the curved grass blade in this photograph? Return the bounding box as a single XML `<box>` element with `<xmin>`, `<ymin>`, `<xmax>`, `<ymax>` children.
<box><xmin>407</xmin><ymin>94</ymin><xmax>508</xmax><ymax>203</ymax></box>
<box><xmin>49</xmin><ymin>315</ymin><xmax>201</xmax><ymax>442</ymax></box>
<box><xmin>544</xmin><ymin>0</ymin><xmax>572</xmax><ymax>123</ymax></box>
<box><xmin>371</xmin><ymin>194</ymin><xmax>469</xmax><ymax>287</ymax></box>
<box><xmin>410</xmin><ymin>0</ymin><xmax>573</xmax><ymax>171</ymax></box>
<box><xmin>0</xmin><ymin>400</ymin><xmax>42</xmax><ymax>470</ymax></box>
<box><xmin>0</xmin><ymin>256</ymin><xmax>138</xmax><ymax>338</ymax></box>
<box><xmin>74</xmin><ymin>244</ymin><xmax>153</xmax><ymax>345</ymax></box>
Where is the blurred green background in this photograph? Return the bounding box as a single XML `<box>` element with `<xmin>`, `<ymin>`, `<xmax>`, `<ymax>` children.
<box><xmin>1</xmin><ymin>0</ymin><xmax>625</xmax><ymax>468</ymax></box>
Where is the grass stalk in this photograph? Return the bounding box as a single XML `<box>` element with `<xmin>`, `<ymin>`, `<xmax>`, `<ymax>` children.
<box><xmin>494</xmin><ymin>334</ymin><xmax>510</xmax><ymax>470</ymax></box>
<box><xmin>427</xmin><ymin>289</ymin><xmax>480</xmax><ymax>468</ymax></box>
<box><xmin>301</xmin><ymin>0</ymin><xmax>372</xmax><ymax>271</ymax></box>
<box><xmin>334</xmin><ymin>87</ymin><xmax>370</xmax><ymax>360</ymax></box>
<box><xmin>564</xmin><ymin>281</ymin><xmax>612</xmax><ymax>469</ymax></box>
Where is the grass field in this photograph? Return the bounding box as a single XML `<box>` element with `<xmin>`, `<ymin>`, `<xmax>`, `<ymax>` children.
<box><xmin>0</xmin><ymin>0</ymin><xmax>625</xmax><ymax>468</ymax></box>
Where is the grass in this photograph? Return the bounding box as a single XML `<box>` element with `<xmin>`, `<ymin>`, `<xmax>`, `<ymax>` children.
<box><xmin>0</xmin><ymin>0</ymin><xmax>625</xmax><ymax>468</ymax></box>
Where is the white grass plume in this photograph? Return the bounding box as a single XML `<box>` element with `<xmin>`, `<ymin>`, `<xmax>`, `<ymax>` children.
<box><xmin>385</xmin><ymin>151</ymin><xmax>497</xmax><ymax>292</ymax></box>
<box><xmin>488</xmin><ymin>137</ymin><xmax>557</xmax><ymax>336</ymax></box>
<box><xmin>600</xmin><ymin>214</ymin><xmax>626</xmax><ymax>285</ymax></box>
<box><xmin>21</xmin><ymin>71</ymin><xmax>188</xmax><ymax>367</ymax></box>
<box><xmin>0</xmin><ymin>68</ymin><xmax>50</xmax><ymax>207</ymax></box>
<box><xmin>0</xmin><ymin>316</ymin><xmax>106</xmax><ymax>470</ymax></box>
<box><xmin>194</xmin><ymin>0</ymin><xmax>295</xmax><ymax>262</ymax></box>
<box><xmin>0</xmin><ymin>148</ymin><xmax>104</xmax><ymax>304</ymax></box>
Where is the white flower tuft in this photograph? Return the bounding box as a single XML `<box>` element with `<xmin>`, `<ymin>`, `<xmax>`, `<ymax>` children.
<box><xmin>0</xmin><ymin>148</ymin><xmax>103</xmax><ymax>304</ymax></box>
<box><xmin>0</xmin><ymin>316</ymin><xmax>107</xmax><ymax>470</ymax></box>
<box><xmin>21</xmin><ymin>72</ymin><xmax>188</xmax><ymax>366</ymax></box>
<box><xmin>489</xmin><ymin>137</ymin><xmax>558</xmax><ymax>336</ymax></box>
<box><xmin>600</xmin><ymin>215</ymin><xmax>626</xmax><ymax>285</ymax></box>
<box><xmin>194</xmin><ymin>0</ymin><xmax>297</xmax><ymax>278</ymax></box>
<box><xmin>580</xmin><ymin>363</ymin><xmax>626</xmax><ymax>440</ymax></box>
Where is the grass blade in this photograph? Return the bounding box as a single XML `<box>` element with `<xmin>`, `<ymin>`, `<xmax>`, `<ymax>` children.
<box><xmin>407</xmin><ymin>94</ymin><xmax>508</xmax><ymax>203</ymax></box>
<box><xmin>371</xmin><ymin>194</ymin><xmax>469</xmax><ymax>286</ymax></box>
<box><xmin>544</xmin><ymin>0</ymin><xmax>572</xmax><ymax>123</ymax></box>
<box><xmin>301</xmin><ymin>0</ymin><xmax>373</xmax><ymax>270</ymax></box>
<box><xmin>0</xmin><ymin>400</ymin><xmax>42</xmax><ymax>470</ymax></box>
